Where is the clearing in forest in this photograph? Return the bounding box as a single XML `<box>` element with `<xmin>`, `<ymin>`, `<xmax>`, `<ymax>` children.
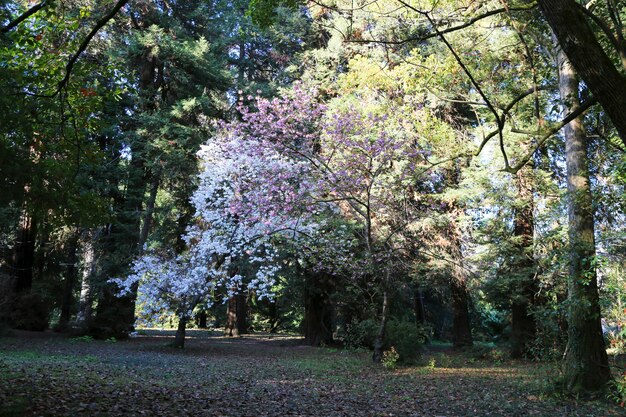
<box><xmin>0</xmin><ymin>330</ymin><xmax>622</xmax><ymax>416</ymax></box>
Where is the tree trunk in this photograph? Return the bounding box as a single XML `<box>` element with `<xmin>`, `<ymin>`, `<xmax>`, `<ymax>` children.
<box><xmin>510</xmin><ymin>167</ymin><xmax>537</xmax><ymax>358</ymax></box>
<box><xmin>558</xmin><ymin>47</ymin><xmax>611</xmax><ymax>392</ymax></box>
<box><xmin>138</xmin><ymin>176</ymin><xmax>159</xmax><ymax>252</ymax></box>
<box><xmin>373</xmin><ymin>291</ymin><xmax>390</xmax><ymax>363</ymax></box>
<box><xmin>75</xmin><ymin>229</ymin><xmax>97</xmax><ymax>329</ymax></box>
<box><xmin>539</xmin><ymin>0</ymin><xmax>626</xmax><ymax>144</ymax></box>
<box><xmin>225</xmin><ymin>292</ymin><xmax>247</xmax><ymax>336</ymax></box>
<box><xmin>413</xmin><ymin>288</ymin><xmax>426</xmax><ymax>326</ymax></box>
<box><xmin>172</xmin><ymin>315</ymin><xmax>187</xmax><ymax>348</ymax></box>
<box><xmin>58</xmin><ymin>231</ymin><xmax>79</xmax><ymax>330</ymax></box>
<box><xmin>303</xmin><ymin>272</ymin><xmax>333</xmax><ymax>346</ymax></box>
<box><xmin>12</xmin><ymin>212</ymin><xmax>37</xmax><ymax>293</ymax></box>
<box><xmin>450</xmin><ymin>276</ymin><xmax>472</xmax><ymax>349</ymax></box>
<box><xmin>268</xmin><ymin>301</ymin><xmax>279</xmax><ymax>333</ymax></box>
<box><xmin>442</xmin><ymin>165</ymin><xmax>473</xmax><ymax>349</ymax></box>
<box><xmin>196</xmin><ymin>311</ymin><xmax>208</xmax><ymax>329</ymax></box>
<box><xmin>448</xmin><ymin>210</ymin><xmax>473</xmax><ymax>349</ymax></box>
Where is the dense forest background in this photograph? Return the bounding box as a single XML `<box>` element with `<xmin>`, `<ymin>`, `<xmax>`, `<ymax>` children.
<box><xmin>1</xmin><ymin>0</ymin><xmax>626</xmax><ymax>400</ymax></box>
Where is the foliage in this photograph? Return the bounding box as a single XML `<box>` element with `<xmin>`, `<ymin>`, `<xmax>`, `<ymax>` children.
<box><xmin>343</xmin><ymin>318</ymin><xmax>379</xmax><ymax>350</ymax></box>
<box><xmin>381</xmin><ymin>346</ymin><xmax>399</xmax><ymax>370</ymax></box>
<box><xmin>608</xmin><ymin>373</ymin><xmax>626</xmax><ymax>408</ymax></box>
<box><xmin>343</xmin><ymin>318</ymin><xmax>425</xmax><ymax>363</ymax></box>
<box><xmin>10</xmin><ymin>293</ymin><xmax>50</xmax><ymax>332</ymax></box>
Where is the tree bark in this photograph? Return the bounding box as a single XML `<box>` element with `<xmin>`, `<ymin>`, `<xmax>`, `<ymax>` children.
<box><xmin>196</xmin><ymin>311</ymin><xmax>208</xmax><ymax>329</ymax></box>
<box><xmin>75</xmin><ymin>229</ymin><xmax>97</xmax><ymax>329</ymax></box>
<box><xmin>557</xmin><ymin>47</ymin><xmax>611</xmax><ymax>392</ymax></box>
<box><xmin>12</xmin><ymin>212</ymin><xmax>37</xmax><ymax>294</ymax></box>
<box><xmin>172</xmin><ymin>315</ymin><xmax>187</xmax><ymax>348</ymax></box>
<box><xmin>303</xmin><ymin>271</ymin><xmax>333</xmax><ymax>346</ymax></box>
<box><xmin>138</xmin><ymin>176</ymin><xmax>159</xmax><ymax>252</ymax></box>
<box><xmin>510</xmin><ymin>167</ymin><xmax>538</xmax><ymax>358</ymax></box>
<box><xmin>450</xmin><ymin>275</ymin><xmax>473</xmax><ymax>349</ymax></box>
<box><xmin>539</xmin><ymin>0</ymin><xmax>626</xmax><ymax>144</ymax></box>
<box><xmin>58</xmin><ymin>231</ymin><xmax>79</xmax><ymax>330</ymax></box>
<box><xmin>413</xmin><ymin>288</ymin><xmax>426</xmax><ymax>326</ymax></box>
<box><xmin>268</xmin><ymin>301</ymin><xmax>279</xmax><ymax>333</ymax></box>
<box><xmin>448</xmin><ymin>211</ymin><xmax>473</xmax><ymax>349</ymax></box>
<box><xmin>373</xmin><ymin>290</ymin><xmax>390</xmax><ymax>363</ymax></box>
<box><xmin>225</xmin><ymin>292</ymin><xmax>248</xmax><ymax>336</ymax></box>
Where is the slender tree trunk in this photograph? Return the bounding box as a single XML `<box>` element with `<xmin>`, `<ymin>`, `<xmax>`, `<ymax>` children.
<box><xmin>413</xmin><ymin>288</ymin><xmax>426</xmax><ymax>326</ymax></box>
<box><xmin>510</xmin><ymin>168</ymin><xmax>538</xmax><ymax>358</ymax></box>
<box><xmin>373</xmin><ymin>290</ymin><xmax>390</xmax><ymax>363</ymax></box>
<box><xmin>58</xmin><ymin>231</ymin><xmax>79</xmax><ymax>330</ymax></box>
<box><xmin>558</xmin><ymin>47</ymin><xmax>611</xmax><ymax>392</ymax></box>
<box><xmin>172</xmin><ymin>315</ymin><xmax>187</xmax><ymax>348</ymax></box>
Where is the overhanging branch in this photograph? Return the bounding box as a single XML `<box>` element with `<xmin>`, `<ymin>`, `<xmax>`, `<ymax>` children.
<box><xmin>0</xmin><ymin>1</ymin><xmax>48</xmax><ymax>34</ymax></box>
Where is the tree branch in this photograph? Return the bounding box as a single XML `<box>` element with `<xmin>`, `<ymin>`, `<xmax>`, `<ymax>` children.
<box><xmin>345</xmin><ymin>3</ymin><xmax>537</xmax><ymax>45</ymax></box>
<box><xmin>0</xmin><ymin>1</ymin><xmax>48</xmax><ymax>34</ymax></box>
<box><xmin>503</xmin><ymin>96</ymin><xmax>599</xmax><ymax>173</ymax></box>
<box><xmin>55</xmin><ymin>0</ymin><xmax>129</xmax><ymax>94</ymax></box>
<box><xmin>576</xmin><ymin>1</ymin><xmax>626</xmax><ymax>70</ymax></box>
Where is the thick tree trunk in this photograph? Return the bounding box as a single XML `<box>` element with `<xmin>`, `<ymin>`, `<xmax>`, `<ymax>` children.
<box><xmin>12</xmin><ymin>212</ymin><xmax>37</xmax><ymax>293</ymax></box>
<box><xmin>58</xmin><ymin>231</ymin><xmax>79</xmax><ymax>330</ymax></box>
<box><xmin>138</xmin><ymin>176</ymin><xmax>159</xmax><ymax>251</ymax></box>
<box><xmin>510</xmin><ymin>168</ymin><xmax>537</xmax><ymax>358</ymax></box>
<box><xmin>196</xmin><ymin>311</ymin><xmax>208</xmax><ymax>329</ymax></box>
<box><xmin>172</xmin><ymin>315</ymin><xmax>187</xmax><ymax>348</ymax></box>
<box><xmin>558</xmin><ymin>48</ymin><xmax>611</xmax><ymax>392</ymax></box>
<box><xmin>450</xmin><ymin>276</ymin><xmax>473</xmax><ymax>349</ymax></box>
<box><xmin>442</xmin><ymin>166</ymin><xmax>473</xmax><ymax>349</ymax></box>
<box><xmin>268</xmin><ymin>301</ymin><xmax>279</xmax><ymax>333</ymax></box>
<box><xmin>225</xmin><ymin>292</ymin><xmax>247</xmax><ymax>336</ymax></box>
<box><xmin>448</xmin><ymin>211</ymin><xmax>473</xmax><ymax>349</ymax></box>
<box><xmin>303</xmin><ymin>272</ymin><xmax>333</xmax><ymax>346</ymax></box>
<box><xmin>75</xmin><ymin>229</ymin><xmax>97</xmax><ymax>329</ymax></box>
<box><xmin>539</xmin><ymin>0</ymin><xmax>626</xmax><ymax>143</ymax></box>
<box><xmin>373</xmin><ymin>290</ymin><xmax>390</xmax><ymax>363</ymax></box>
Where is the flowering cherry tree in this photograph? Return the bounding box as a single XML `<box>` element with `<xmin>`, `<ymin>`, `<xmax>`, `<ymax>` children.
<box><xmin>112</xmin><ymin>89</ymin><xmax>326</xmax><ymax>347</ymax></box>
<box><xmin>114</xmin><ymin>85</ymin><xmax>435</xmax><ymax>350</ymax></box>
<box><xmin>225</xmin><ymin>87</ymin><xmax>435</xmax><ymax>359</ymax></box>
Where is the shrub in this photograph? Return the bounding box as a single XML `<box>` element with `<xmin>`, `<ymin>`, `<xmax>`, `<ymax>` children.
<box><xmin>382</xmin><ymin>347</ymin><xmax>399</xmax><ymax>370</ymax></box>
<box><xmin>608</xmin><ymin>372</ymin><xmax>626</xmax><ymax>408</ymax></box>
<box><xmin>10</xmin><ymin>293</ymin><xmax>50</xmax><ymax>331</ymax></box>
<box><xmin>343</xmin><ymin>318</ymin><xmax>426</xmax><ymax>364</ymax></box>
<box><xmin>343</xmin><ymin>318</ymin><xmax>378</xmax><ymax>350</ymax></box>
<box><xmin>386</xmin><ymin>319</ymin><xmax>427</xmax><ymax>363</ymax></box>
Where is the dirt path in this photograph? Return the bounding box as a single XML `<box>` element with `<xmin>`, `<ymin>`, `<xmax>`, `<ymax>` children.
<box><xmin>0</xmin><ymin>331</ymin><xmax>621</xmax><ymax>416</ymax></box>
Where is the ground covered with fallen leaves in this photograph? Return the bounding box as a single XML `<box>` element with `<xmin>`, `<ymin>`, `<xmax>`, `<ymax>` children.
<box><xmin>0</xmin><ymin>330</ymin><xmax>623</xmax><ymax>416</ymax></box>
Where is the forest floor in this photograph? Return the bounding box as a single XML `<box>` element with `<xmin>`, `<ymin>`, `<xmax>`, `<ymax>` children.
<box><xmin>0</xmin><ymin>329</ymin><xmax>624</xmax><ymax>416</ymax></box>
